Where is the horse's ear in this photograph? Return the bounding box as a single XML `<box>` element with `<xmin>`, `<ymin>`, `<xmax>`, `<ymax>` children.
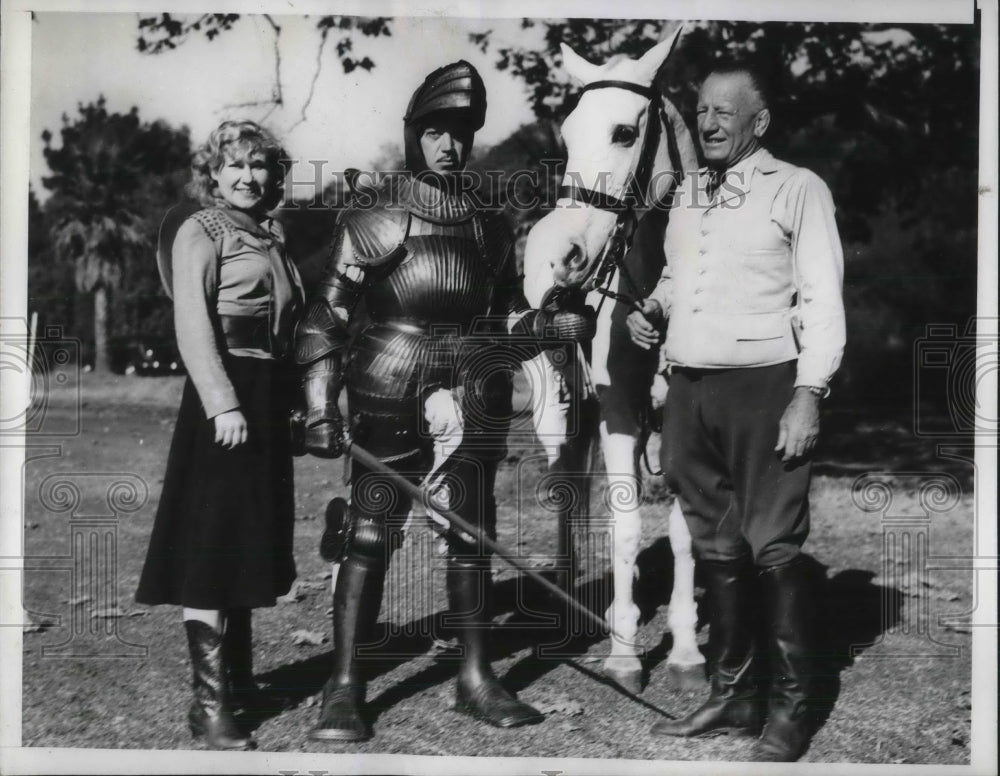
<box><xmin>646</xmin><ymin>113</ymin><xmax>678</xmax><ymax>208</ymax></box>
<box><xmin>634</xmin><ymin>25</ymin><xmax>685</xmax><ymax>84</ymax></box>
<box><xmin>662</xmin><ymin>97</ymin><xmax>699</xmax><ymax>173</ymax></box>
<box><xmin>560</xmin><ymin>42</ymin><xmax>603</xmax><ymax>85</ymax></box>
<box><xmin>646</xmin><ymin>98</ymin><xmax>698</xmax><ymax>208</ymax></box>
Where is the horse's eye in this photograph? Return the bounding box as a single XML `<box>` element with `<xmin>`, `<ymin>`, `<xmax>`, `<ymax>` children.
<box><xmin>612</xmin><ymin>125</ymin><xmax>638</xmax><ymax>146</ymax></box>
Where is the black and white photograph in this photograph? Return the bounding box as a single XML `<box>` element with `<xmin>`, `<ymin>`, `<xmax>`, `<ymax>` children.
<box><xmin>1</xmin><ymin>0</ymin><xmax>996</xmax><ymax>773</ymax></box>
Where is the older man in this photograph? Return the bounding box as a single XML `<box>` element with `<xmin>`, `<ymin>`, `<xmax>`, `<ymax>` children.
<box><xmin>627</xmin><ymin>61</ymin><xmax>845</xmax><ymax>762</ymax></box>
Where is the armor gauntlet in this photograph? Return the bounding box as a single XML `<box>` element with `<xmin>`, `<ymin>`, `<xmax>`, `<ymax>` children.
<box><xmin>301</xmin><ymin>353</ymin><xmax>345</xmax><ymax>458</ymax></box>
<box><xmin>294</xmin><ymin>267</ymin><xmax>363</xmax><ymax>459</ymax></box>
<box><xmin>491</xmin><ymin>237</ymin><xmax>597</xmax><ymax>345</ymax></box>
<box><xmin>512</xmin><ymin>288</ymin><xmax>597</xmax><ymax>344</ymax></box>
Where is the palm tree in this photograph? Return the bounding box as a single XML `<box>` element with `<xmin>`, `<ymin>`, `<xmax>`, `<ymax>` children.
<box><xmin>42</xmin><ymin>97</ymin><xmax>190</xmax><ymax>371</ymax></box>
<box><xmin>50</xmin><ymin>214</ymin><xmax>145</xmax><ymax>372</ymax></box>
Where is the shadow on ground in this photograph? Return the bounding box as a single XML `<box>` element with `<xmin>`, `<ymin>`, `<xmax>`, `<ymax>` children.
<box><xmin>255</xmin><ymin>550</ymin><xmax>903</xmax><ymax>735</ymax></box>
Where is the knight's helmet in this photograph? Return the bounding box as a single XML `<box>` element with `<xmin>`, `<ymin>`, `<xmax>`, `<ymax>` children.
<box><xmin>403</xmin><ymin>60</ymin><xmax>487</xmax><ymax>172</ymax></box>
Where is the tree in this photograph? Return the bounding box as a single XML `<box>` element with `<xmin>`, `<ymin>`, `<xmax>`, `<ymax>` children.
<box><xmin>41</xmin><ymin>98</ymin><xmax>191</xmax><ymax>371</ymax></box>
<box><xmin>27</xmin><ymin>187</ymin><xmax>77</xmax><ymax>351</ymax></box>
<box><xmin>473</xmin><ymin>19</ymin><xmax>979</xmax><ymax>239</ymax></box>
<box><xmin>474</xmin><ymin>18</ymin><xmax>981</xmax><ymax>405</ymax></box>
<box><xmin>135</xmin><ymin>14</ymin><xmax>392</xmax><ymax>125</ymax></box>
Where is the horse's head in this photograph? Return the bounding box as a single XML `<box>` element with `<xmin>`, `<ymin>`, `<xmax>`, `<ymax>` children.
<box><xmin>523</xmin><ymin>28</ymin><xmax>696</xmax><ymax>306</ymax></box>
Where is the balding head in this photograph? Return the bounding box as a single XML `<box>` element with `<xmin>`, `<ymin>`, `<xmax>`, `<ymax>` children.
<box><xmin>696</xmin><ymin>66</ymin><xmax>772</xmax><ymax>170</ymax></box>
<box><xmin>705</xmin><ymin>60</ymin><xmax>773</xmax><ymax>110</ymax></box>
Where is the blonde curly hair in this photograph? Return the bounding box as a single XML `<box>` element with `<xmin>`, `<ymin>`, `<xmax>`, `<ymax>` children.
<box><xmin>187</xmin><ymin>120</ymin><xmax>289</xmax><ymax>210</ymax></box>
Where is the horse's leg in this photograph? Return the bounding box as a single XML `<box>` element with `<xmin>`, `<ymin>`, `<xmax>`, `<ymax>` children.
<box><xmin>665</xmin><ymin>498</ymin><xmax>707</xmax><ymax>689</ymax></box>
<box><xmin>599</xmin><ymin>422</ymin><xmax>645</xmax><ymax>694</ymax></box>
<box><xmin>524</xmin><ymin>352</ymin><xmax>575</xmax><ymax>594</ymax></box>
<box><xmin>551</xmin><ymin>437</ymin><xmax>592</xmax><ymax>595</ymax></box>
<box><xmin>650</xmin><ymin>376</ymin><xmax>707</xmax><ymax>688</ymax></box>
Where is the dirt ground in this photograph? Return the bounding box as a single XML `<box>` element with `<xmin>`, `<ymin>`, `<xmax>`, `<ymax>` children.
<box><xmin>19</xmin><ymin>372</ymin><xmax>974</xmax><ymax>764</ymax></box>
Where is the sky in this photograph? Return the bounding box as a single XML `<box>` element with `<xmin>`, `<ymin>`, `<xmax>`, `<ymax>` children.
<box><xmin>29</xmin><ymin>13</ymin><xmax>543</xmax><ymax>198</ymax></box>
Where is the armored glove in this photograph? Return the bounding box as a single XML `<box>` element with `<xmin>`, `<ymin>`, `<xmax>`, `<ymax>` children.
<box><xmin>305</xmin><ymin>412</ymin><xmax>346</xmax><ymax>459</ymax></box>
<box><xmin>538</xmin><ymin>304</ymin><xmax>598</xmax><ymax>342</ymax></box>
<box><xmin>517</xmin><ymin>287</ymin><xmax>598</xmax><ymax>343</ymax></box>
<box><xmin>301</xmin><ymin>354</ymin><xmax>346</xmax><ymax>459</ymax></box>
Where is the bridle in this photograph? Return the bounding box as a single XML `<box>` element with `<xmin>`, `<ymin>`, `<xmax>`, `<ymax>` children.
<box><xmin>554</xmin><ymin>79</ymin><xmax>665</xmax><ymax>310</ymax></box>
<box><xmin>550</xmin><ymin>78</ymin><xmax>671</xmax><ymax>478</ymax></box>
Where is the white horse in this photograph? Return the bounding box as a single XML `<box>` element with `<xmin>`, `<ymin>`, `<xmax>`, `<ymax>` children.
<box><xmin>521</xmin><ymin>30</ymin><xmax>705</xmax><ymax>693</ymax></box>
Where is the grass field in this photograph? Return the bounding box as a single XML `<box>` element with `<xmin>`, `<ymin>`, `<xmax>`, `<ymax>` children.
<box><xmin>19</xmin><ymin>371</ymin><xmax>974</xmax><ymax>763</ymax></box>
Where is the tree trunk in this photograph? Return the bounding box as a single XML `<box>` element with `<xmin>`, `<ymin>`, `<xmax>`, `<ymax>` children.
<box><xmin>93</xmin><ymin>284</ymin><xmax>110</xmax><ymax>372</ymax></box>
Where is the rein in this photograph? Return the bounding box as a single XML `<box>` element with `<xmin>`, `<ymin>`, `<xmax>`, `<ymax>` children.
<box><xmin>560</xmin><ymin>79</ymin><xmax>663</xmax><ymax>309</ymax></box>
<box><xmin>557</xmin><ymin>78</ymin><xmax>672</xmax><ymax>462</ymax></box>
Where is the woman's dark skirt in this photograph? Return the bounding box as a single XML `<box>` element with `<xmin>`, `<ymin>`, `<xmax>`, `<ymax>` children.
<box><xmin>135</xmin><ymin>356</ymin><xmax>296</xmax><ymax>609</ymax></box>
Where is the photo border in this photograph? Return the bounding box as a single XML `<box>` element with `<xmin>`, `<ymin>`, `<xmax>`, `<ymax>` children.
<box><xmin>1</xmin><ymin>1</ymin><xmax>995</xmax><ymax>774</ymax></box>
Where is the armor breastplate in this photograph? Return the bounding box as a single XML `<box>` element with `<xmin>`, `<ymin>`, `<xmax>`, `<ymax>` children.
<box><xmin>365</xmin><ymin>232</ymin><xmax>495</xmax><ymax>328</ymax></box>
<box><xmin>360</xmin><ymin>177</ymin><xmax>509</xmax><ymax>332</ymax></box>
<box><xmin>346</xmin><ymin>184</ymin><xmax>511</xmax><ymax>413</ymax></box>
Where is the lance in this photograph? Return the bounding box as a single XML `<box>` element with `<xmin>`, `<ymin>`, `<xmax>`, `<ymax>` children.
<box><xmin>344</xmin><ymin>438</ymin><xmax>680</xmax><ymax>719</ymax></box>
<box><xmin>345</xmin><ymin>439</ymin><xmax>619</xmax><ymax>642</ymax></box>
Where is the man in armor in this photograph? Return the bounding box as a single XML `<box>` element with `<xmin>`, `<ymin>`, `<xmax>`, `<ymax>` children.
<box><xmin>295</xmin><ymin>60</ymin><xmax>595</xmax><ymax>741</ymax></box>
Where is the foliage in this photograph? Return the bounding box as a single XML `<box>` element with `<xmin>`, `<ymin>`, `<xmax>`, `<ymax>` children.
<box><xmin>473</xmin><ymin>19</ymin><xmax>981</xmax><ymax>407</ymax></box>
<box><xmin>136</xmin><ymin>14</ymin><xmax>242</xmax><ymax>53</ymax></box>
<box><xmin>42</xmin><ymin>97</ymin><xmax>191</xmax><ymax>293</ymax></box>
<box><xmin>37</xmin><ymin>98</ymin><xmax>192</xmax><ymax>367</ymax></box>
<box><xmin>136</xmin><ymin>14</ymin><xmax>392</xmax><ymax>121</ymax></box>
<box><xmin>276</xmin><ymin>180</ymin><xmax>347</xmax><ymax>289</ymax></box>
<box><xmin>33</xmin><ymin>18</ymin><xmax>980</xmax><ymax>394</ymax></box>
<box><xmin>27</xmin><ymin>187</ymin><xmax>76</xmax><ymax>339</ymax></box>
<box><xmin>468</xmin><ymin>121</ymin><xmax>565</xmax><ymax>271</ymax></box>
<box><xmin>474</xmin><ymin>20</ymin><xmax>978</xmax><ymax>233</ymax></box>
<box><xmin>137</xmin><ymin>13</ymin><xmax>390</xmax><ymax>73</ymax></box>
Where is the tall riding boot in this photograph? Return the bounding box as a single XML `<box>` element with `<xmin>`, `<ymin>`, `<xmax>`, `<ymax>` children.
<box><xmin>309</xmin><ymin>556</ymin><xmax>386</xmax><ymax>742</ymax></box>
<box><xmin>750</xmin><ymin>556</ymin><xmax>816</xmax><ymax>762</ymax></box>
<box><xmin>651</xmin><ymin>558</ymin><xmax>762</xmax><ymax>738</ymax></box>
<box><xmin>223</xmin><ymin>609</ymin><xmax>259</xmax><ymax>713</ymax></box>
<box><xmin>185</xmin><ymin>620</ymin><xmax>254</xmax><ymax>750</ymax></box>
<box><xmin>448</xmin><ymin>558</ymin><xmax>544</xmax><ymax>728</ymax></box>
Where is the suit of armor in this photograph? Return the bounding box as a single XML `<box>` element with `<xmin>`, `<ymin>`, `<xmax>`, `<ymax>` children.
<box><xmin>296</xmin><ymin>61</ymin><xmax>594</xmax><ymax>742</ymax></box>
<box><xmin>296</xmin><ymin>172</ymin><xmax>527</xmax><ymax>556</ymax></box>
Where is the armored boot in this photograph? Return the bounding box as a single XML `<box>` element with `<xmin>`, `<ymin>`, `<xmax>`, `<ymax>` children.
<box><xmin>651</xmin><ymin>558</ymin><xmax>762</xmax><ymax>738</ymax></box>
<box><xmin>309</xmin><ymin>556</ymin><xmax>385</xmax><ymax>742</ymax></box>
<box><xmin>448</xmin><ymin>558</ymin><xmax>544</xmax><ymax>728</ymax></box>
<box><xmin>185</xmin><ymin>620</ymin><xmax>255</xmax><ymax>750</ymax></box>
<box><xmin>750</xmin><ymin>556</ymin><xmax>816</xmax><ymax>762</ymax></box>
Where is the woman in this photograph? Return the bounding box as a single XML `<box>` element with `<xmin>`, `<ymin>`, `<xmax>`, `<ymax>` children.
<box><xmin>136</xmin><ymin>120</ymin><xmax>303</xmax><ymax>750</ymax></box>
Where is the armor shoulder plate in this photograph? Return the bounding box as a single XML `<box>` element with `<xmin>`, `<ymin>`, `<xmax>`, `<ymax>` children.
<box><xmin>294</xmin><ymin>298</ymin><xmax>349</xmax><ymax>365</ymax></box>
<box><xmin>337</xmin><ymin>201</ymin><xmax>408</xmax><ymax>267</ymax></box>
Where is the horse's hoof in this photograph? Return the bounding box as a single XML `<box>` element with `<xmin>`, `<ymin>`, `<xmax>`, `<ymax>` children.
<box><xmin>603</xmin><ymin>667</ymin><xmax>644</xmax><ymax>695</ymax></box>
<box><xmin>667</xmin><ymin>663</ymin><xmax>707</xmax><ymax>692</ymax></box>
